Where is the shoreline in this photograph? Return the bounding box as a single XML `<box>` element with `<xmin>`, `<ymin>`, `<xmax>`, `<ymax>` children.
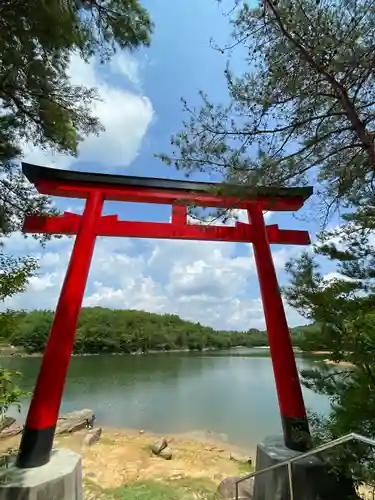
<box><xmin>106</xmin><ymin>426</ymin><xmax>256</xmax><ymax>454</ymax></box>
<box><xmin>0</xmin><ymin>424</ymin><xmax>255</xmax><ymax>455</ymax></box>
<box><xmin>1</xmin><ymin>346</ymin><xmax>356</xmax><ymax>369</ymax></box>
<box><xmin>309</xmin><ymin>351</ymin><xmax>355</xmax><ymax>367</ymax></box>
<box><xmin>0</xmin><ymin>345</ymin><xmax>271</xmax><ymax>359</ymax></box>
<box><xmin>0</xmin><ymin>407</ymin><xmax>257</xmax><ymax>458</ymax></box>
<box><xmin>0</xmin><ymin>347</ymin><xmax>219</xmax><ymax>358</ymax></box>
<box><xmin>323</xmin><ymin>359</ymin><xmax>354</xmax><ymax>367</ymax></box>
<box><xmin>0</xmin><ymin>345</ymin><xmax>304</xmax><ymax>359</ymax></box>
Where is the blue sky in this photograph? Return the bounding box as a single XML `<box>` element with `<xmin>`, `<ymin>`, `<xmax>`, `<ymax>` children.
<box><xmin>3</xmin><ymin>0</ymin><xmax>339</xmax><ymax>330</ymax></box>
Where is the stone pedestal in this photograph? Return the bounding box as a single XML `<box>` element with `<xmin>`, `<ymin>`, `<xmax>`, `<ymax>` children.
<box><xmin>252</xmin><ymin>436</ymin><xmax>358</xmax><ymax>500</ymax></box>
<box><xmin>216</xmin><ymin>476</ymin><xmax>254</xmax><ymax>499</ymax></box>
<box><xmin>0</xmin><ymin>449</ymin><xmax>83</xmax><ymax>500</ymax></box>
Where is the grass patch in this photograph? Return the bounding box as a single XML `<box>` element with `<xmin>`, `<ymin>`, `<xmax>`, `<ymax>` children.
<box><xmin>236</xmin><ymin>461</ymin><xmax>254</xmax><ymax>475</ymax></box>
<box><xmin>169</xmin><ymin>477</ymin><xmax>216</xmax><ymax>490</ymax></box>
<box><xmin>108</xmin><ymin>478</ymin><xmax>216</xmax><ymax>500</ymax></box>
<box><xmin>84</xmin><ymin>478</ymin><xmax>111</xmax><ymax>499</ymax></box>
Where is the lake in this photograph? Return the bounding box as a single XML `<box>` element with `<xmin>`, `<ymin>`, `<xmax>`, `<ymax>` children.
<box><xmin>1</xmin><ymin>348</ymin><xmax>330</xmax><ymax>449</ymax></box>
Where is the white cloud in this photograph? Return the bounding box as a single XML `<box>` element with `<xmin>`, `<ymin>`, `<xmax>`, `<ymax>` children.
<box><xmin>272</xmin><ymin>247</ymin><xmax>297</xmax><ymax>268</ymax></box>
<box><xmin>28</xmin><ymin>274</ymin><xmax>56</xmax><ymax>292</ymax></box>
<box><xmin>22</xmin><ymin>53</ymin><xmax>154</xmax><ymax>170</ymax></box>
<box><xmin>167</xmin><ymin>251</ymin><xmax>253</xmax><ymax>299</ymax></box>
<box><xmin>323</xmin><ymin>272</ymin><xmax>344</xmax><ymax>282</ymax></box>
<box><xmin>322</xmin><ymin>272</ymin><xmax>356</xmax><ymax>284</ymax></box>
<box><xmin>2</xmin><ymin>232</ymin><xmax>304</xmax><ymax>331</ymax></box>
<box><xmin>229</xmin><ymin>209</ymin><xmax>274</xmax><ymax>223</ymax></box>
<box><xmin>110</xmin><ymin>53</ymin><xmax>142</xmax><ymax>88</ymax></box>
<box><xmin>21</xmin><ymin>143</ymin><xmax>72</xmax><ymax>171</ymax></box>
<box><xmin>184</xmin><ymin>209</ymin><xmax>273</xmax><ymax>226</ymax></box>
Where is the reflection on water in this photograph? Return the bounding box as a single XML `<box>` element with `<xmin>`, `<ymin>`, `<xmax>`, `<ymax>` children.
<box><xmin>2</xmin><ymin>349</ymin><xmax>329</xmax><ymax>449</ymax></box>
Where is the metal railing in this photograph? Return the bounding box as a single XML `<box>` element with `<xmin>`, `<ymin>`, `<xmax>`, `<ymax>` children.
<box><xmin>235</xmin><ymin>433</ymin><xmax>375</xmax><ymax>500</ymax></box>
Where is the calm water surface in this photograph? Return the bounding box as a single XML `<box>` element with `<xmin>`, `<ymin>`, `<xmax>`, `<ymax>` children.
<box><xmin>1</xmin><ymin>349</ymin><xmax>329</xmax><ymax>449</ymax></box>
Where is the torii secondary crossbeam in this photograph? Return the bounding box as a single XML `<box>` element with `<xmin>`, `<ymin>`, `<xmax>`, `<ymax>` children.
<box><xmin>17</xmin><ymin>162</ymin><xmax>313</xmax><ymax>469</ymax></box>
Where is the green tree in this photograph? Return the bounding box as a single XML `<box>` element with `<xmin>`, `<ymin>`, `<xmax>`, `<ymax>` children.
<box><xmin>0</xmin><ymin>310</ymin><xmax>25</xmax><ymax>343</ymax></box>
<box><xmin>0</xmin><ymin>0</ymin><xmax>152</xmax><ymax>165</ymax></box>
<box><xmin>290</xmin><ymin>323</ymin><xmax>325</xmax><ymax>351</ymax></box>
<box><xmin>0</xmin><ymin>0</ymin><xmax>152</xmax><ymax>424</ymax></box>
<box><xmin>160</xmin><ymin>0</ymin><xmax>375</xmax><ymax>216</ymax></box>
<box><xmin>0</xmin><ymin>310</ymin><xmax>30</xmax><ymax>433</ymax></box>
<box><xmin>0</xmin><ymin>253</ymin><xmax>38</xmax><ymax>301</ymax></box>
<box><xmin>0</xmin><ymin>364</ymin><xmax>29</xmax><ymax>467</ymax></box>
<box><xmin>0</xmin><ymin>367</ymin><xmax>28</xmax><ymax>423</ymax></box>
<box><xmin>284</xmin><ymin>201</ymin><xmax>375</xmax><ymax>485</ymax></box>
<box><xmin>11</xmin><ymin>310</ymin><xmax>53</xmax><ymax>353</ymax></box>
<box><xmin>0</xmin><ymin>0</ymin><xmax>152</xmax><ymax>296</ymax></box>
<box><xmin>0</xmin><ymin>0</ymin><xmax>152</xmax><ymax>220</ymax></box>
<box><xmin>0</xmin><ymin>252</ymin><xmax>37</xmax><ymax>418</ymax></box>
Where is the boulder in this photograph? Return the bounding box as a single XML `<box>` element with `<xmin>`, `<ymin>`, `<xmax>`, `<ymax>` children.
<box><xmin>83</xmin><ymin>427</ymin><xmax>102</xmax><ymax>447</ymax></box>
<box><xmin>230</xmin><ymin>452</ymin><xmax>252</xmax><ymax>466</ymax></box>
<box><xmin>0</xmin><ymin>417</ymin><xmax>15</xmax><ymax>431</ymax></box>
<box><xmin>0</xmin><ymin>422</ymin><xmax>22</xmax><ymax>438</ymax></box>
<box><xmin>216</xmin><ymin>476</ymin><xmax>254</xmax><ymax>500</ymax></box>
<box><xmin>151</xmin><ymin>437</ymin><xmax>168</xmax><ymax>456</ymax></box>
<box><xmin>159</xmin><ymin>446</ymin><xmax>172</xmax><ymax>460</ymax></box>
<box><xmin>55</xmin><ymin>408</ymin><xmax>95</xmax><ymax>435</ymax></box>
<box><xmin>0</xmin><ymin>417</ymin><xmax>22</xmax><ymax>438</ymax></box>
<box><xmin>0</xmin><ymin>409</ymin><xmax>95</xmax><ymax>440</ymax></box>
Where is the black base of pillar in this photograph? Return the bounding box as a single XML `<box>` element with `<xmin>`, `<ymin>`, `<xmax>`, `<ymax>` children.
<box><xmin>281</xmin><ymin>415</ymin><xmax>311</xmax><ymax>452</ymax></box>
<box><xmin>16</xmin><ymin>425</ymin><xmax>56</xmax><ymax>468</ymax></box>
<box><xmin>252</xmin><ymin>436</ymin><xmax>359</xmax><ymax>500</ymax></box>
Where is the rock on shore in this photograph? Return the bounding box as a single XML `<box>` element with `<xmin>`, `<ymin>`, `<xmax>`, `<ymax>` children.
<box><xmin>0</xmin><ymin>408</ymin><xmax>95</xmax><ymax>439</ymax></box>
<box><xmin>55</xmin><ymin>408</ymin><xmax>95</xmax><ymax>434</ymax></box>
<box><xmin>150</xmin><ymin>437</ymin><xmax>173</xmax><ymax>459</ymax></box>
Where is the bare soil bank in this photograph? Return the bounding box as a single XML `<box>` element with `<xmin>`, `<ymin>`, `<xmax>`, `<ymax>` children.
<box><xmin>0</xmin><ymin>428</ymin><xmax>255</xmax><ymax>499</ymax></box>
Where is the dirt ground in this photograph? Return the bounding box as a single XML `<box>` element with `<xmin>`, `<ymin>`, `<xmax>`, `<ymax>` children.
<box><xmin>0</xmin><ymin>428</ymin><xmax>254</xmax><ymax>497</ymax></box>
<box><xmin>70</xmin><ymin>428</ymin><xmax>253</xmax><ymax>488</ymax></box>
<box><xmin>3</xmin><ymin>429</ymin><xmax>373</xmax><ymax>499</ymax></box>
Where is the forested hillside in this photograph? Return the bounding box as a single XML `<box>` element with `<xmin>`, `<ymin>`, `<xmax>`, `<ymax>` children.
<box><xmin>289</xmin><ymin>323</ymin><xmax>325</xmax><ymax>352</ymax></box>
<box><xmin>0</xmin><ymin>308</ymin><xmax>321</xmax><ymax>355</ymax></box>
<box><xmin>0</xmin><ymin>308</ymin><xmax>272</xmax><ymax>354</ymax></box>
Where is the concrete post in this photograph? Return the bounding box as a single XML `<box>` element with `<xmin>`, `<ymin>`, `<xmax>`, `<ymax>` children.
<box><xmin>0</xmin><ymin>449</ymin><xmax>83</xmax><ymax>500</ymax></box>
<box><xmin>252</xmin><ymin>436</ymin><xmax>359</xmax><ymax>500</ymax></box>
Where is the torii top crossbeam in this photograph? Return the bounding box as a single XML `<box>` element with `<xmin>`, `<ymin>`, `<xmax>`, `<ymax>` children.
<box><xmin>22</xmin><ymin>163</ymin><xmax>313</xmax><ymax>245</ymax></box>
<box><xmin>23</xmin><ymin>162</ymin><xmax>312</xmax><ymax>209</ymax></box>
<box><xmin>16</xmin><ymin>162</ymin><xmax>313</xmax><ymax>471</ymax></box>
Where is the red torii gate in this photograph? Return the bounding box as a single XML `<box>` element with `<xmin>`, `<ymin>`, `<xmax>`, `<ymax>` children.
<box><xmin>17</xmin><ymin>162</ymin><xmax>313</xmax><ymax>468</ymax></box>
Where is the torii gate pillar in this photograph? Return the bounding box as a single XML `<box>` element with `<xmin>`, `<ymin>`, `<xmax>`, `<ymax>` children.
<box><xmin>249</xmin><ymin>203</ymin><xmax>310</xmax><ymax>449</ymax></box>
<box><xmin>16</xmin><ymin>191</ymin><xmax>104</xmax><ymax>468</ymax></box>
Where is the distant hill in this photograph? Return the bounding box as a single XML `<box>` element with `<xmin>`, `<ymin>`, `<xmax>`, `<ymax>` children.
<box><xmin>0</xmin><ymin>307</ymin><xmax>269</xmax><ymax>355</ymax></box>
<box><xmin>0</xmin><ymin>307</ymin><xmax>321</xmax><ymax>355</ymax></box>
<box><xmin>289</xmin><ymin>322</ymin><xmax>325</xmax><ymax>351</ymax></box>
